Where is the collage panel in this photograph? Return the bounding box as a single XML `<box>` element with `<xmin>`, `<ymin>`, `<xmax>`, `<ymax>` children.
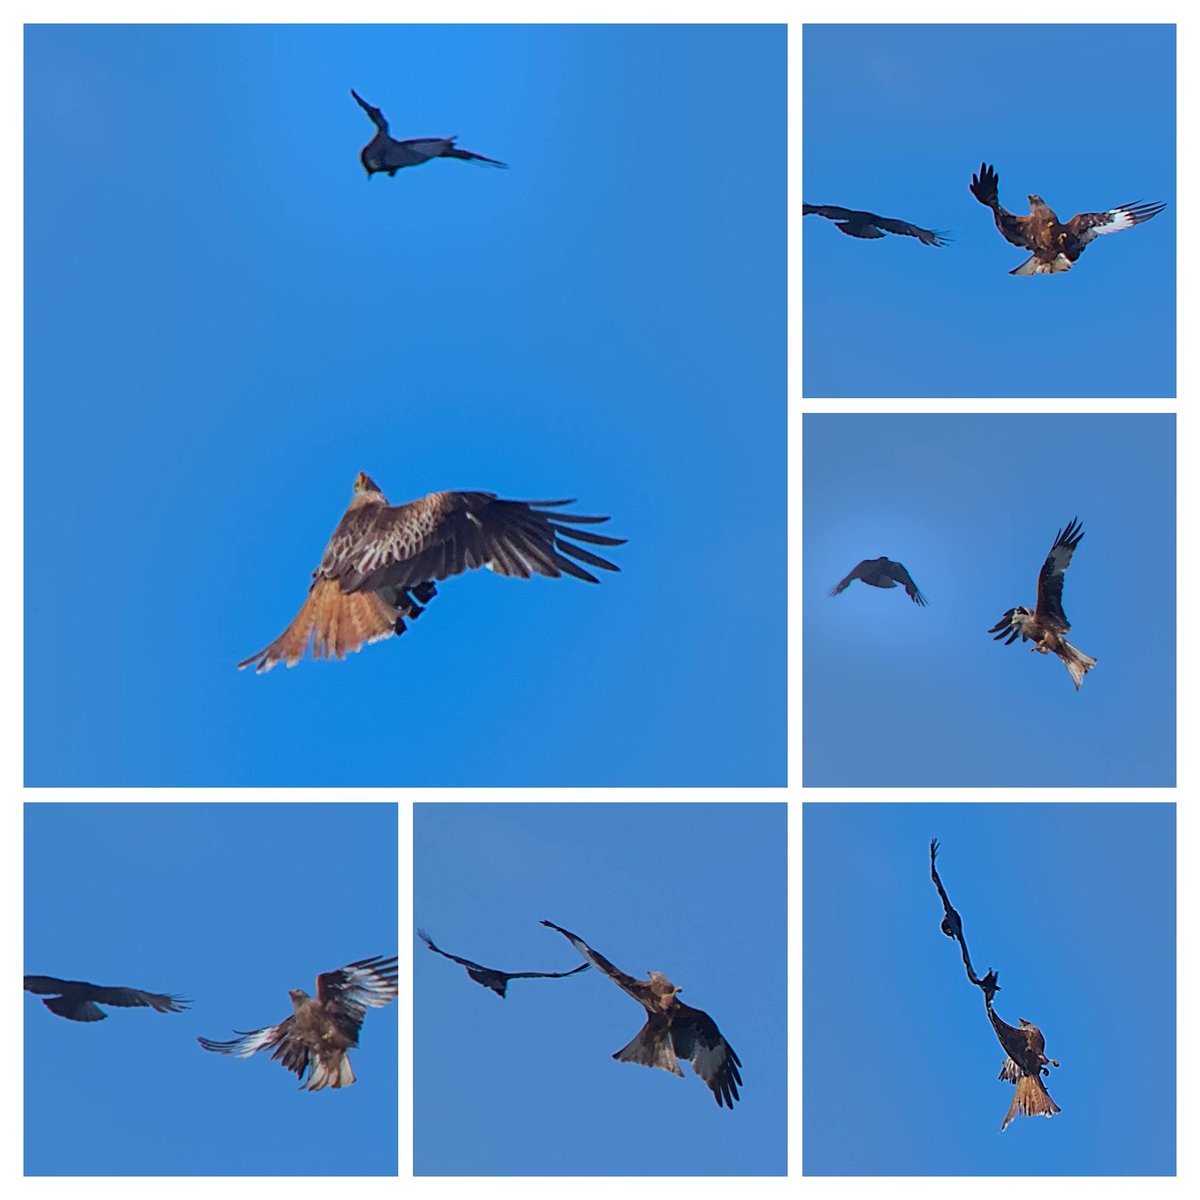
<box><xmin>803</xmin><ymin>412</ymin><xmax>1176</xmax><ymax>788</ymax></box>
<box><xmin>23</xmin><ymin>802</ymin><xmax>399</xmax><ymax>1176</ymax></box>
<box><xmin>802</xmin><ymin>23</ymin><xmax>1175</xmax><ymax>398</ymax></box>
<box><xmin>413</xmin><ymin>801</ymin><xmax>787</xmax><ymax>1175</ymax></box>
<box><xmin>22</xmin><ymin>23</ymin><xmax>786</xmax><ymax>789</ymax></box>
<box><xmin>803</xmin><ymin>801</ymin><xmax>1176</xmax><ymax>1175</ymax></box>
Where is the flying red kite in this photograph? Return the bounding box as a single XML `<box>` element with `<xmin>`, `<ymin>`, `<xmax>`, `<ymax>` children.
<box><xmin>197</xmin><ymin>955</ymin><xmax>397</xmax><ymax>1090</ymax></box>
<box><xmin>351</xmin><ymin>89</ymin><xmax>507</xmax><ymax>175</ymax></box>
<box><xmin>541</xmin><ymin>920</ymin><xmax>742</xmax><ymax>1109</ymax></box>
<box><xmin>988</xmin><ymin>517</ymin><xmax>1096</xmax><ymax>690</ymax></box>
<box><xmin>803</xmin><ymin>203</ymin><xmax>949</xmax><ymax>247</ymax></box>
<box><xmin>24</xmin><ymin>975</ymin><xmax>189</xmax><ymax>1022</ymax></box>
<box><xmin>970</xmin><ymin>162</ymin><xmax>1166</xmax><ymax>275</ymax></box>
<box><xmin>986</xmin><ymin>995</ymin><xmax>1061</xmax><ymax>1131</ymax></box>
<box><xmin>830</xmin><ymin>557</ymin><xmax>927</xmax><ymax>606</ymax></box>
<box><xmin>418</xmin><ymin>928</ymin><xmax>589</xmax><ymax>997</ymax></box>
<box><xmin>238</xmin><ymin>472</ymin><xmax>623</xmax><ymax>672</ymax></box>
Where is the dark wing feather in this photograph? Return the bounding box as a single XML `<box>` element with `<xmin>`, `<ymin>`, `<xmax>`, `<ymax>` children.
<box><xmin>882</xmin><ymin>560</ymin><xmax>928</xmax><ymax>605</ymax></box>
<box><xmin>315</xmin><ymin>955</ymin><xmax>399</xmax><ymax>1028</ymax></box>
<box><xmin>829</xmin><ymin>560</ymin><xmax>869</xmax><ymax>596</ymax></box>
<box><xmin>540</xmin><ymin>920</ymin><xmax>655</xmax><ymax>1008</ymax></box>
<box><xmin>970</xmin><ymin>163</ymin><xmax>1038</xmax><ymax>249</ymax></box>
<box><xmin>670</xmin><ymin>1001</ymin><xmax>742</xmax><ymax>1109</ymax></box>
<box><xmin>1064</xmin><ymin>201</ymin><xmax>1167</xmax><ymax>250</ymax></box>
<box><xmin>417</xmin><ymin>929</ymin><xmax>490</xmax><ymax>974</ymax></box>
<box><xmin>502</xmin><ymin>963</ymin><xmax>591</xmax><ymax>981</ymax></box>
<box><xmin>1034</xmin><ymin>518</ymin><xmax>1083</xmax><ymax>630</ymax></box>
<box><xmin>867</xmin><ymin>214</ymin><xmax>950</xmax><ymax>246</ymax></box>
<box><xmin>350</xmin><ymin>89</ymin><xmax>387</xmax><ymax>131</ymax></box>
<box><xmin>328</xmin><ymin>494</ymin><xmax>623</xmax><ymax>593</ymax></box>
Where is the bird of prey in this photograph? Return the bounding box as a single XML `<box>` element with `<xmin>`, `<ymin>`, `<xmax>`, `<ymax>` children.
<box><xmin>541</xmin><ymin>920</ymin><xmax>742</xmax><ymax>1109</ymax></box>
<box><xmin>417</xmin><ymin>928</ymin><xmax>590</xmax><ymax>998</ymax></box>
<box><xmin>350</xmin><ymin>89</ymin><xmax>507</xmax><ymax>176</ymax></box>
<box><xmin>829</xmin><ymin>557</ymin><xmax>927</xmax><ymax>606</ymax></box>
<box><xmin>985</xmin><ymin>994</ymin><xmax>1061</xmax><ymax>1131</ymax></box>
<box><xmin>803</xmin><ymin>203</ymin><xmax>949</xmax><ymax>247</ymax></box>
<box><xmin>24</xmin><ymin>975</ymin><xmax>189</xmax><ymax>1022</ymax></box>
<box><xmin>197</xmin><ymin>955</ymin><xmax>397</xmax><ymax>1091</ymax></box>
<box><xmin>988</xmin><ymin>517</ymin><xmax>1097</xmax><ymax>690</ymax></box>
<box><xmin>238</xmin><ymin>472</ymin><xmax>624</xmax><ymax>673</ymax></box>
<box><xmin>928</xmin><ymin>840</ymin><xmax>988</xmax><ymax>990</ymax></box>
<box><xmin>969</xmin><ymin>162</ymin><xmax>1166</xmax><ymax>275</ymax></box>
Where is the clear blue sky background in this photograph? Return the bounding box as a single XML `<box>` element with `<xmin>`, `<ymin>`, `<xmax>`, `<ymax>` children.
<box><xmin>24</xmin><ymin>24</ymin><xmax>786</xmax><ymax>787</ymax></box>
<box><xmin>804</xmin><ymin>802</ymin><xmax>1175</xmax><ymax>1175</ymax></box>
<box><xmin>414</xmin><ymin>802</ymin><xmax>787</xmax><ymax>1175</ymax></box>
<box><xmin>803</xmin><ymin>24</ymin><xmax>1175</xmax><ymax>397</ymax></box>
<box><xmin>24</xmin><ymin>803</ymin><xmax>398</xmax><ymax>1176</ymax></box>
<box><xmin>803</xmin><ymin>414</ymin><xmax>1175</xmax><ymax>787</ymax></box>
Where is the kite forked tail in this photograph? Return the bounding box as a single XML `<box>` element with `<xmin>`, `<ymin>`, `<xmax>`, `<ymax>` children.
<box><xmin>999</xmin><ymin>1066</ymin><xmax>1061</xmax><ymax>1131</ymax></box>
<box><xmin>612</xmin><ymin>1019</ymin><xmax>684</xmax><ymax>1077</ymax></box>
<box><xmin>305</xmin><ymin>1051</ymin><xmax>356</xmax><ymax>1091</ymax></box>
<box><xmin>1011</xmin><ymin>253</ymin><xmax>1073</xmax><ymax>276</ymax></box>
<box><xmin>1058</xmin><ymin>639</ymin><xmax>1098</xmax><ymax>690</ymax></box>
<box><xmin>237</xmin><ymin>578</ymin><xmax>401</xmax><ymax>673</ymax></box>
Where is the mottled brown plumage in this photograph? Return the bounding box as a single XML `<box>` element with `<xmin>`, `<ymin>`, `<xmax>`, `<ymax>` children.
<box><xmin>239</xmin><ymin>472</ymin><xmax>624</xmax><ymax>673</ymax></box>
<box><xmin>986</xmin><ymin>995</ymin><xmax>1060</xmax><ymax>1131</ymax></box>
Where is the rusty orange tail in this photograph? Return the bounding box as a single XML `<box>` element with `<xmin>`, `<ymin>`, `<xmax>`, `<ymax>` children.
<box><xmin>1000</xmin><ymin>1072</ymin><xmax>1060</xmax><ymax>1131</ymax></box>
<box><xmin>237</xmin><ymin>579</ymin><xmax>400</xmax><ymax>673</ymax></box>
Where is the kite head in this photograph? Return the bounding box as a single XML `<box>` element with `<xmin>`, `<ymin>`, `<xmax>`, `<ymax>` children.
<box><xmin>354</xmin><ymin>471</ymin><xmax>384</xmax><ymax>496</ymax></box>
<box><xmin>647</xmin><ymin>971</ymin><xmax>681</xmax><ymax>1002</ymax></box>
<box><xmin>288</xmin><ymin>988</ymin><xmax>311</xmax><ymax>1011</ymax></box>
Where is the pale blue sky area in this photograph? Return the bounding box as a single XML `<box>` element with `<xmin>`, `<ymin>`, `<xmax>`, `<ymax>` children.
<box><xmin>804</xmin><ymin>803</ymin><xmax>1175</xmax><ymax>1175</ymax></box>
<box><xmin>804</xmin><ymin>414</ymin><xmax>1175</xmax><ymax>787</ymax></box>
<box><xmin>414</xmin><ymin>802</ymin><xmax>787</xmax><ymax>1175</ymax></box>
<box><xmin>24</xmin><ymin>803</ymin><xmax>398</xmax><ymax>1176</ymax></box>
<box><xmin>24</xmin><ymin>24</ymin><xmax>785</xmax><ymax>787</ymax></box>
<box><xmin>803</xmin><ymin>24</ymin><xmax>1175</xmax><ymax>397</ymax></box>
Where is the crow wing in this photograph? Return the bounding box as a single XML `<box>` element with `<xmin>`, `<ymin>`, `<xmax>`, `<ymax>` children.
<box><xmin>24</xmin><ymin>975</ymin><xmax>188</xmax><ymax>1022</ymax></box>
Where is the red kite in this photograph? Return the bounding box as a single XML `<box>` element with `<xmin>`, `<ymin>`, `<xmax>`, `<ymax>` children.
<box><xmin>238</xmin><ymin>472</ymin><xmax>623</xmax><ymax>672</ymax></box>
<box><xmin>830</xmin><ymin>557</ymin><xmax>927</xmax><ymax>606</ymax></box>
<box><xmin>970</xmin><ymin>162</ymin><xmax>1166</xmax><ymax>275</ymax></box>
<box><xmin>803</xmin><ymin>204</ymin><xmax>949</xmax><ymax>247</ymax></box>
<box><xmin>541</xmin><ymin>920</ymin><xmax>742</xmax><ymax>1109</ymax></box>
<box><xmin>988</xmin><ymin>517</ymin><xmax>1096</xmax><ymax>690</ymax></box>
<box><xmin>418</xmin><ymin>928</ymin><xmax>589</xmax><ymax>997</ymax></box>
<box><xmin>24</xmin><ymin>975</ymin><xmax>189</xmax><ymax>1022</ymax></box>
<box><xmin>351</xmin><ymin>90</ymin><xmax>507</xmax><ymax>175</ymax></box>
<box><xmin>197</xmin><ymin>955</ymin><xmax>397</xmax><ymax>1090</ymax></box>
<box><xmin>986</xmin><ymin>995</ymin><xmax>1061</xmax><ymax>1131</ymax></box>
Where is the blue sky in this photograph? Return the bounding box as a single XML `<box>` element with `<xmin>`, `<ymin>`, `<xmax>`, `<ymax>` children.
<box><xmin>803</xmin><ymin>24</ymin><xmax>1175</xmax><ymax>397</ymax></box>
<box><xmin>804</xmin><ymin>414</ymin><xmax>1175</xmax><ymax>787</ymax></box>
<box><xmin>24</xmin><ymin>803</ymin><xmax>398</xmax><ymax>1176</ymax></box>
<box><xmin>24</xmin><ymin>24</ymin><xmax>786</xmax><ymax>787</ymax></box>
<box><xmin>803</xmin><ymin>802</ymin><xmax>1175</xmax><ymax>1175</ymax></box>
<box><xmin>414</xmin><ymin>803</ymin><xmax>787</xmax><ymax>1175</ymax></box>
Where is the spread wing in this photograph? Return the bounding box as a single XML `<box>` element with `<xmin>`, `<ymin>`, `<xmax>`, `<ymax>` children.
<box><xmin>970</xmin><ymin>163</ymin><xmax>1037</xmax><ymax>249</ymax></box>
<box><xmin>350</xmin><ymin>88</ymin><xmax>387</xmax><ymax>132</ymax></box>
<box><xmin>418</xmin><ymin>929</ymin><xmax>589</xmax><ymax>995</ymax></box>
<box><xmin>316</xmin><ymin>955</ymin><xmax>399</xmax><ymax>1028</ymax></box>
<box><xmin>927</xmin><ymin>842</ymin><xmax>983</xmax><ymax>987</ymax></box>
<box><xmin>541</xmin><ymin>920</ymin><xmax>655</xmax><ymax>1008</ymax></box>
<box><xmin>197</xmin><ymin>1018</ymin><xmax>294</xmax><ymax>1062</ymax></box>
<box><xmin>671</xmin><ymin>1001</ymin><xmax>742</xmax><ymax>1109</ymax></box>
<box><xmin>1064</xmin><ymin>201</ymin><xmax>1167</xmax><ymax>250</ymax></box>
<box><xmin>829</xmin><ymin>559</ymin><xmax>871</xmax><ymax>596</ymax></box>
<box><xmin>804</xmin><ymin>203</ymin><xmax>948</xmax><ymax>246</ymax></box>
<box><xmin>24</xmin><ymin>975</ymin><xmax>189</xmax><ymax>1022</ymax></box>
<box><xmin>1034</xmin><ymin>518</ymin><xmax>1084</xmax><ymax>630</ymax></box>
<box><xmin>325</xmin><ymin>493</ymin><xmax>624</xmax><ymax>593</ymax></box>
<box><xmin>881</xmin><ymin>559</ymin><xmax>928</xmax><ymax>605</ymax></box>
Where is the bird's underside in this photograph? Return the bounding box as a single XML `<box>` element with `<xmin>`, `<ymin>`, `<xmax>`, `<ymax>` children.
<box><xmin>238</xmin><ymin>474</ymin><xmax>623</xmax><ymax>673</ymax></box>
